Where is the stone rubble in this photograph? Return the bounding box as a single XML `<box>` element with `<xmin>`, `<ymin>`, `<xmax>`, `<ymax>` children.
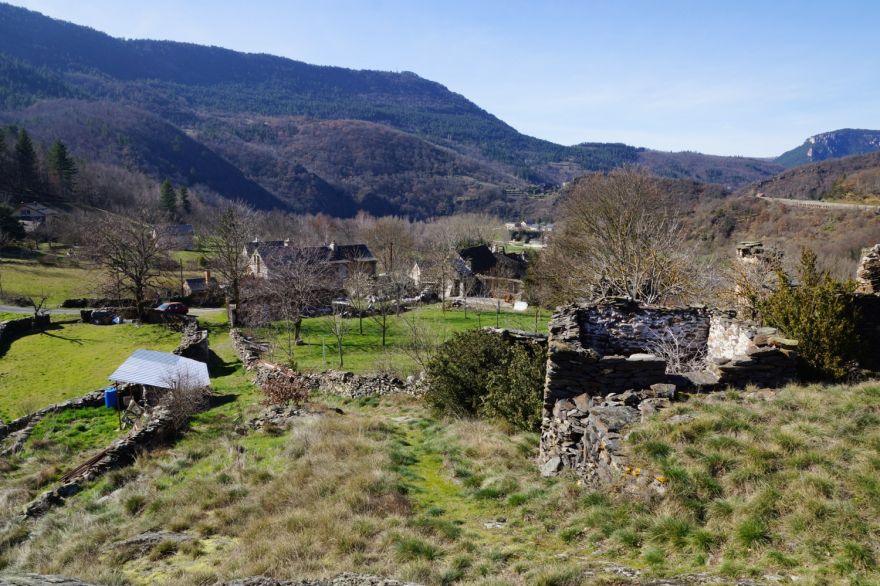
<box><xmin>231</xmin><ymin>328</ymin><xmax>426</xmax><ymax>399</ymax></box>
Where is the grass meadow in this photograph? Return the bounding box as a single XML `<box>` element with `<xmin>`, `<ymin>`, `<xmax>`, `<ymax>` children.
<box><xmin>0</xmin><ymin>321</ymin><xmax>179</xmax><ymax>420</ymax></box>
<box><xmin>256</xmin><ymin>304</ymin><xmax>552</xmax><ymax>376</ymax></box>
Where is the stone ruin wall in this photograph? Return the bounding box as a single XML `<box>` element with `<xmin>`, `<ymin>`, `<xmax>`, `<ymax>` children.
<box><xmin>855</xmin><ymin>245</ymin><xmax>880</xmax><ymax>371</ymax></box>
<box><xmin>539</xmin><ymin>300</ymin><xmax>797</xmax><ymax>485</ymax></box>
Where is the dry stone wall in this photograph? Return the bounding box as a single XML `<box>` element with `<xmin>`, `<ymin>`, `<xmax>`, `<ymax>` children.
<box><xmin>174</xmin><ymin>320</ymin><xmax>209</xmax><ymax>363</ymax></box>
<box><xmin>230</xmin><ymin>329</ymin><xmax>425</xmax><ymax>398</ymax></box>
<box><xmin>24</xmin><ymin>407</ymin><xmax>176</xmax><ymax>518</ymax></box>
<box><xmin>0</xmin><ymin>315</ymin><xmax>50</xmax><ymax>349</ymax></box>
<box><xmin>706</xmin><ymin>313</ymin><xmax>797</xmax><ymax>387</ymax></box>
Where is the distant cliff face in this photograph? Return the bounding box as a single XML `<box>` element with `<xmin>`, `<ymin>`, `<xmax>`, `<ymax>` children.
<box><xmin>777</xmin><ymin>129</ymin><xmax>880</xmax><ymax>168</ymax></box>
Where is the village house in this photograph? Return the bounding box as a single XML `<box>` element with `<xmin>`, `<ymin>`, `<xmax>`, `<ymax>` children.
<box><xmin>183</xmin><ymin>270</ymin><xmax>219</xmax><ymax>297</ymax></box>
<box><xmin>411</xmin><ymin>244</ymin><xmax>528</xmax><ymax>301</ymax></box>
<box><xmin>246</xmin><ymin>240</ymin><xmax>377</xmax><ymax>288</ymax></box>
<box><xmin>13</xmin><ymin>202</ymin><xmax>60</xmax><ymax>233</ymax></box>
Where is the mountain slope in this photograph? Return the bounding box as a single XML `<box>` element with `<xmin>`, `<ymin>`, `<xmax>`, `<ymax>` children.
<box><xmin>743</xmin><ymin>150</ymin><xmax>880</xmax><ymax>202</ymax></box>
<box><xmin>0</xmin><ymin>100</ymin><xmax>351</xmax><ymax>213</ymax></box>
<box><xmin>638</xmin><ymin>150</ymin><xmax>783</xmax><ymax>189</ymax></box>
<box><xmin>0</xmin><ymin>2</ymin><xmax>787</xmax><ymax>216</ymax></box>
<box><xmin>776</xmin><ymin>129</ymin><xmax>880</xmax><ymax>168</ymax></box>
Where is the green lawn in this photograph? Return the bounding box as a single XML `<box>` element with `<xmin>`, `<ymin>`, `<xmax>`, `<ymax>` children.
<box><xmin>256</xmin><ymin>304</ymin><xmax>552</xmax><ymax>375</ymax></box>
<box><xmin>0</xmin><ymin>321</ymin><xmax>180</xmax><ymax>420</ymax></box>
<box><xmin>0</xmin><ymin>259</ymin><xmax>99</xmax><ymax>306</ymax></box>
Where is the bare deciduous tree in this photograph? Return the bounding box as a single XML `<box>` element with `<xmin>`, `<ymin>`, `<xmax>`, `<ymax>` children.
<box><xmin>359</xmin><ymin>215</ymin><xmax>416</xmax><ymax>274</ymax></box>
<box><xmin>84</xmin><ymin>210</ymin><xmax>168</xmax><ymax>319</ymax></box>
<box><xmin>204</xmin><ymin>202</ymin><xmax>257</xmax><ymax>326</ymax></box>
<box><xmin>399</xmin><ymin>314</ymin><xmax>438</xmax><ymax>371</ymax></box>
<box><xmin>323</xmin><ymin>309</ymin><xmax>350</xmax><ymax>368</ymax></box>
<box><xmin>534</xmin><ymin>167</ymin><xmax>698</xmax><ymax>305</ymax></box>
<box><xmin>258</xmin><ymin>248</ymin><xmax>330</xmax><ymax>367</ymax></box>
<box><xmin>345</xmin><ymin>268</ymin><xmax>373</xmax><ymax>335</ymax></box>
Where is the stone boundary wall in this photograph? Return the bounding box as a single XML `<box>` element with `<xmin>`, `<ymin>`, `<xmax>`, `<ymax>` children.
<box><xmin>0</xmin><ymin>391</ymin><xmax>105</xmax><ymax>446</ymax></box>
<box><xmin>24</xmin><ymin>407</ymin><xmax>176</xmax><ymax>518</ymax></box>
<box><xmin>0</xmin><ymin>315</ymin><xmax>50</xmax><ymax>348</ymax></box>
<box><xmin>60</xmin><ymin>297</ymin><xmax>136</xmax><ymax>309</ymax></box>
<box><xmin>173</xmin><ymin>320</ymin><xmax>209</xmax><ymax>363</ymax></box>
<box><xmin>230</xmin><ymin>329</ymin><xmax>425</xmax><ymax>398</ymax></box>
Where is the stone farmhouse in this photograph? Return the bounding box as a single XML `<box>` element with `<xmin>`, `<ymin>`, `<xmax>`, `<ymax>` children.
<box><xmin>245</xmin><ymin>240</ymin><xmax>377</xmax><ymax>288</ymax></box>
<box><xmin>410</xmin><ymin>244</ymin><xmax>528</xmax><ymax>301</ymax></box>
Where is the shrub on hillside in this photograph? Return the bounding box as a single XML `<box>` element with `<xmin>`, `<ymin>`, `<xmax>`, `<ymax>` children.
<box><xmin>759</xmin><ymin>248</ymin><xmax>859</xmax><ymax>380</ymax></box>
<box><xmin>425</xmin><ymin>329</ymin><xmax>545</xmax><ymax>431</ymax></box>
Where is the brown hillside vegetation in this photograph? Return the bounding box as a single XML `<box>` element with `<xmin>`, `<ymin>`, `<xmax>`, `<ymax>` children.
<box><xmin>687</xmin><ymin>194</ymin><xmax>880</xmax><ymax>278</ymax></box>
<box><xmin>196</xmin><ymin>116</ymin><xmax>528</xmax><ymax>218</ymax></box>
<box><xmin>743</xmin><ymin>151</ymin><xmax>880</xmax><ymax>202</ymax></box>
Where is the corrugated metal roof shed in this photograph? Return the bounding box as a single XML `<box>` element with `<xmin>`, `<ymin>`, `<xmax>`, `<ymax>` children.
<box><xmin>108</xmin><ymin>349</ymin><xmax>210</xmax><ymax>389</ymax></box>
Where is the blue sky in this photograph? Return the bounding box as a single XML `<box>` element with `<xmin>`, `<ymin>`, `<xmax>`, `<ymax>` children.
<box><xmin>10</xmin><ymin>0</ymin><xmax>879</xmax><ymax>157</ymax></box>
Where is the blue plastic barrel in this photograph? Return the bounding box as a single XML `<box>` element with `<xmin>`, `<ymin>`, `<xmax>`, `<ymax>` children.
<box><xmin>104</xmin><ymin>386</ymin><xmax>118</xmax><ymax>409</ymax></box>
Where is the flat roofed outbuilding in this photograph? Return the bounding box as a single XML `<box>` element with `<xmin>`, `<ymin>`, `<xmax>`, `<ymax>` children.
<box><xmin>109</xmin><ymin>349</ymin><xmax>210</xmax><ymax>389</ymax></box>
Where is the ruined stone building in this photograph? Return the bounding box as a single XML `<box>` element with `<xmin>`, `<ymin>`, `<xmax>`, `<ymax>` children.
<box><xmin>537</xmin><ymin>242</ymin><xmax>880</xmax><ymax>486</ymax></box>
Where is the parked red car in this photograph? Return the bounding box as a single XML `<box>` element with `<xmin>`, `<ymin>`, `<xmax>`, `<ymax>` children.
<box><xmin>157</xmin><ymin>302</ymin><xmax>189</xmax><ymax>315</ymax></box>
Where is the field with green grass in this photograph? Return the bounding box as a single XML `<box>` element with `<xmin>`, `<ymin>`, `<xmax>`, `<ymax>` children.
<box><xmin>0</xmin><ymin>247</ymin><xmax>208</xmax><ymax>308</ymax></box>
<box><xmin>256</xmin><ymin>304</ymin><xmax>551</xmax><ymax>375</ymax></box>
<box><xmin>2</xmin><ymin>310</ymin><xmax>880</xmax><ymax>584</ymax></box>
<box><xmin>0</xmin><ymin>258</ymin><xmax>99</xmax><ymax>306</ymax></box>
<box><xmin>0</xmin><ymin>321</ymin><xmax>179</xmax><ymax>420</ymax></box>
<box><xmin>6</xmin><ymin>368</ymin><xmax>879</xmax><ymax>584</ymax></box>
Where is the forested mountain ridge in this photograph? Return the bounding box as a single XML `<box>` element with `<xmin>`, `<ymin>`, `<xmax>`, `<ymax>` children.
<box><xmin>0</xmin><ymin>2</ymin><xmax>787</xmax><ymax>216</ymax></box>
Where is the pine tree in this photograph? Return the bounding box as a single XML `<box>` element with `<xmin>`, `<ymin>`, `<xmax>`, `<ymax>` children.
<box><xmin>159</xmin><ymin>179</ymin><xmax>177</xmax><ymax>213</ymax></box>
<box><xmin>14</xmin><ymin>129</ymin><xmax>38</xmax><ymax>192</ymax></box>
<box><xmin>47</xmin><ymin>140</ymin><xmax>77</xmax><ymax>196</ymax></box>
<box><xmin>179</xmin><ymin>185</ymin><xmax>191</xmax><ymax>214</ymax></box>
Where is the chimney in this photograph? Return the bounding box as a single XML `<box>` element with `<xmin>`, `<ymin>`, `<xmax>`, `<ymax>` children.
<box><xmin>328</xmin><ymin>240</ymin><xmax>336</xmax><ymax>251</ymax></box>
<box><xmin>205</xmin><ymin>270</ymin><xmax>211</xmax><ymax>285</ymax></box>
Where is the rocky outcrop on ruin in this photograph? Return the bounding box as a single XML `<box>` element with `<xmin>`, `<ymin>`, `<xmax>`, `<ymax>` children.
<box><xmin>540</xmin><ymin>382</ymin><xmax>677</xmax><ymax>487</ymax></box>
<box><xmin>856</xmin><ymin>244</ymin><xmax>880</xmax><ymax>294</ymax></box>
